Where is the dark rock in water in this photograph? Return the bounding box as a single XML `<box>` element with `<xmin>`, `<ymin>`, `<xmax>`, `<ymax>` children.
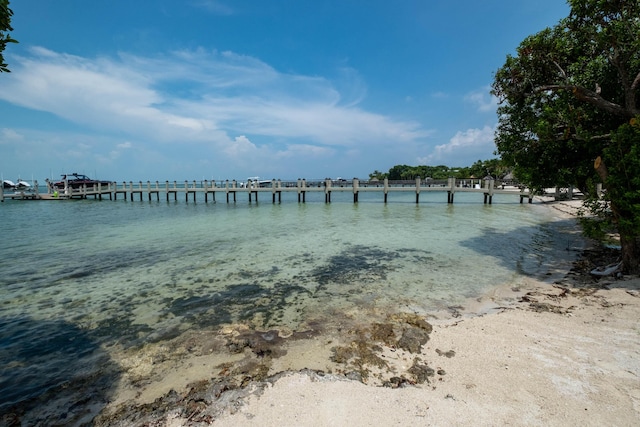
<box><xmin>229</xmin><ymin>329</ymin><xmax>287</xmax><ymax>358</ymax></box>
<box><xmin>397</xmin><ymin>326</ymin><xmax>430</xmax><ymax>353</ymax></box>
<box><xmin>371</xmin><ymin>322</ymin><xmax>396</xmax><ymax>345</ymax></box>
<box><xmin>390</xmin><ymin>312</ymin><xmax>433</xmax><ymax>334</ymax></box>
<box><xmin>330</xmin><ymin>345</ymin><xmax>355</xmax><ymax>364</ymax></box>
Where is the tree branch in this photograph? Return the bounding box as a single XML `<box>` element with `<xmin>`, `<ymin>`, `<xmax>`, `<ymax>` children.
<box><xmin>535</xmin><ymin>84</ymin><xmax>636</xmax><ymax>117</ymax></box>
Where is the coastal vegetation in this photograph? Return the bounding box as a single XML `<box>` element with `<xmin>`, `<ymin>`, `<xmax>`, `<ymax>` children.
<box><xmin>491</xmin><ymin>0</ymin><xmax>640</xmax><ymax>274</ymax></box>
<box><xmin>368</xmin><ymin>159</ymin><xmax>508</xmax><ymax>181</ymax></box>
<box><xmin>0</xmin><ymin>0</ymin><xmax>17</xmax><ymax>72</ymax></box>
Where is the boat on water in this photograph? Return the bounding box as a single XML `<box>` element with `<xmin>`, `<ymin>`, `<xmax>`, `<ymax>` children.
<box><xmin>245</xmin><ymin>176</ymin><xmax>271</xmax><ymax>188</ymax></box>
<box><xmin>53</xmin><ymin>173</ymin><xmax>112</xmax><ymax>190</ymax></box>
<box><xmin>2</xmin><ymin>179</ymin><xmax>31</xmax><ymax>191</ymax></box>
<box><xmin>15</xmin><ymin>180</ymin><xmax>31</xmax><ymax>191</ymax></box>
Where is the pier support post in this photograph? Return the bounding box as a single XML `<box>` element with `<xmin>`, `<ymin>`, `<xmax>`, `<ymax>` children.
<box><xmin>353</xmin><ymin>178</ymin><xmax>359</xmax><ymax>203</ymax></box>
<box><xmin>383</xmin><ymin>178</ymin><xmax>389</xmax><ymax>203</ymax></box>
<box><xmin>447</xmin><ymin>177</ymin><xmax>456</xmax><ymax>203</ymax></box>
<box><xmin>324</xmin><ymin>178</ymin><xmax>332</xmax><ymax>203</ymax></box>
<box><xmin>483</xmin><ymin>178</ymin><xmax>494</xmax><ymax>204</ymax></box>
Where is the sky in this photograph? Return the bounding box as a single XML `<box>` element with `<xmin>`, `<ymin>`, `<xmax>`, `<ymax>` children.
<box><xmin>0</xmin><ymin>0</ymin><xmax>570</xmax><ymax>182</ymax></box>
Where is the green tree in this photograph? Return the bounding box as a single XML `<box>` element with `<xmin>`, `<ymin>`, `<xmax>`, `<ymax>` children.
<box><xmin>368</xmin><ymin>170</ymin><xmax>387</xmax><ymax>180</ymax></box>
<box><xmin>0</xmin><ymin>0</ymin><xmax>17</xmax><ymax>72</ymax></box>
<box><xmin>492</xmin><ymin>0</ymin><xmax>640</xmax><ymax>273</ymax></box>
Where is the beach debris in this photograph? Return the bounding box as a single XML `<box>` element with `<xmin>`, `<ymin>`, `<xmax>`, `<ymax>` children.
<box><xmin>407</xmin><ymin>358</ymin><xmax>435</xmax><ymax>384</ymax></box>
<box><xmin>590</xmin><ymin>261</ymin><xmax>622</xmax><ymax>277</ymax></box>
<box><xmin>436</xmin><ymin>349</ymin><xmax>456</xmax><ymax>358</ymax></box>
<box><xmin>528</xmin><ymin>302</ymin><xmax>571</xmax><ymax>314</ymax></box>
<box><xmin>383</xmin><ymin>376</ymin><xmax>413</xmax><ymax>388</ymax></box>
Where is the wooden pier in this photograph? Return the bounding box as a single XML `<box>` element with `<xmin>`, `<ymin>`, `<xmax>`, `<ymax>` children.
<box><xmin>1</xmin><ymin>177</ymin><xmax>535</xmax><ymax>204</ymax></box>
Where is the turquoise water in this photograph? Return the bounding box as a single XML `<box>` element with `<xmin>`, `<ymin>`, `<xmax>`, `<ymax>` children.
<box><xmin>0</xmin><ymin>191</ymin><xmax>583</xmax><ymax>420</ymax></box>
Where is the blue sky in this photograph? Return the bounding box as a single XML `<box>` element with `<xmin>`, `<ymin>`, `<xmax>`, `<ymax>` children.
<box><xmin>0</xmin><ymin>0</ymin><xmax>570</xmax><ymax>182</ymax></box>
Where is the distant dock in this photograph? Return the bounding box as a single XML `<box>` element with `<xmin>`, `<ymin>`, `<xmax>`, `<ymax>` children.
<box><xmin>1</xmin><ymin>177</ymin><xmax>538</xmax><ymax>204</ymax></box>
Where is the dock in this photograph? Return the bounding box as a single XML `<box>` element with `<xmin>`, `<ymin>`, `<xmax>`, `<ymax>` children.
<box><xmin>1</xmin><ymin>177</ymin><xmax>536</xmax><ymax>204</ymax></box>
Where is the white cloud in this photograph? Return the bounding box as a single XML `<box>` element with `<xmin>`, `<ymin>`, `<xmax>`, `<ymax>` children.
<box><xmin>0</xmin><ymin>46</ymin><xmax>442</xmax><ymax>180</ymax></box>
<box><xmin>0</xmin><ymin>47</ymin><xmax>427</xmax><ymax>151</ymax></box>
<box><xmin>1</xmin><ymin>128</ymin><xmax>24</xmax><ymax>142</ymax></box>
<box><xmin>465</xmin><ymin>86</ymin><xmax>498</xmax><ymax>113</ymax></box>
<box><xmin>420</xmin><ymin>125</ymin><xmax>496</xmax><ymax>164</ymax></box>
<box><xmin>223</xmin><ymin>135</ymin><xmax>257</xmax><ymax>157</ymax></box>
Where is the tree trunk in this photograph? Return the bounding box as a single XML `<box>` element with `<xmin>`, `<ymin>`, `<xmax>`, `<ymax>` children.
<box><xmin>620</xmin><ymin>234</ymin><xmax>640</xmax><ymax>275</ymax></box>
<box><xmin>594</xmin><ymin>156</ymin><xmax>607</xmax><ymax>181</ymax></box>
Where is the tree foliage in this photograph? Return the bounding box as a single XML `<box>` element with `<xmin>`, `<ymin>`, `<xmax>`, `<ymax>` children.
<box><xmin>492</xmin><ymin>0</ymin><xmax>640</xmax><ymax>273</ymax></box>
<box><xmin>0</xmin><ymin>0</ymin><xmax>17</xmax><ymax>73</ymax></box>
<box><xmin>369</xmin><ymin>159</ymin><xmax>508</xmax><ymax>181</ymax></box>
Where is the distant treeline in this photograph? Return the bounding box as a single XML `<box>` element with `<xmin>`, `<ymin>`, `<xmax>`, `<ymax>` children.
<box><xmin>369</xmin><ymin>159</ymin><xmax>510</xmax><ymax>181</ymax></box>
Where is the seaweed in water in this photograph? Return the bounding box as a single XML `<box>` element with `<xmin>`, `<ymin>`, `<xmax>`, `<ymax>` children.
<box><xmin>166</xmin><ymin>282</ymin><xmax>312</xmax><ymax>329</ymax></box>
<box><xmin>0</xmin><ymin>316</ymin><xmax>120</xmax><ymax>426</ymax></box>
<box><xmin>309</xmin><ymin>245</ymin><xmax>400</xmax><ymax>289</ymax></box>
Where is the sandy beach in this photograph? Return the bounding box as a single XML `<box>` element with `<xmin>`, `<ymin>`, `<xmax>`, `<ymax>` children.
<box><xmin>94</xmin><ymin>201</ymin><xmax>640</xmax><ymax>426</ymax></box>
<box><xmin>211</xmin><ymin>277</ymin><xmax>640</xmax><ymax>427</ymax></box>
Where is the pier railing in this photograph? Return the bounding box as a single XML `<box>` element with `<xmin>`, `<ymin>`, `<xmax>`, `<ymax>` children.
<box><xmin>1</xmin><ymin>177</ymin><xmax>539</xmax><ymax>204</ymax></box>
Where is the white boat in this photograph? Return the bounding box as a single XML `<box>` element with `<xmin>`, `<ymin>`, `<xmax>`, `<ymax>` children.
<box><xmin>2</xmin><ymin>179</ymin><xmax>16</xmax><ymax>189</ymax></box>
<box><xmin>246</xmin><ymin>177</ymin><xmax>271</xmax><ymax>187</ymax></box>
<box><xmin>15</xmin><ymin>180</ymin><xmax>31</xmax><ymax>191</ymax></box>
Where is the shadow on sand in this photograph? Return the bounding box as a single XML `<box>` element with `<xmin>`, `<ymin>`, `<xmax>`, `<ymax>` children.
<box><xmin>459</xmin><ymin>217</ymin><xmax>587</xmax><ymax>281</ymax></box>
<box><xmin>459</xmin><ymin>217</ymin><xmax>638</xmax><ymax>289</ymax></box>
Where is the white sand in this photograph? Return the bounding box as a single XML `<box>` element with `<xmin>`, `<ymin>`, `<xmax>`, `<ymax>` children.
<box><xmin>211</xmin><ymin>278</ymin><xmax>640</xmax><ymax>427</ymax></box>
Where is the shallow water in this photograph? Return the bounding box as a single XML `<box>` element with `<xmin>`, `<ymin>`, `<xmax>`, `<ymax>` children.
<box><xmin>0</xmin><ymin>191</ymin><xmax>583</xmax><ymax>421</ymax></box>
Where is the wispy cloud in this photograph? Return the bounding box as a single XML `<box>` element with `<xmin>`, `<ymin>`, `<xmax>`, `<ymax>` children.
<box><xmin>0</xmin><ymin>46</ymin><xmax>439</xmax><ymax>179</ymax></box>
<box><xmin>419</xmin><ymin>125</ymin><xmax>496</xmax><ymax>165</ymax></box>
<box><xmin>0</xmin><ymin>47</ymin><xmax>427</xmax><ymax>150</ymax></box>
<box><xmin>464</xmin><ymin>86</ymin><xmax>498</xmax><ymax>113</ymax></box>
<box><xmin>190</xmin><ymin>0</ymin><xmax>234</xmax><ymax>15</ymax></box>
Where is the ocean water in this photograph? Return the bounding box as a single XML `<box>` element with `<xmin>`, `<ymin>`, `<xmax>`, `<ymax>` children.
<box><xmin>0</xmin><ymin>190</ymin><xmax>583</xmax><ymax>422</ymax></box>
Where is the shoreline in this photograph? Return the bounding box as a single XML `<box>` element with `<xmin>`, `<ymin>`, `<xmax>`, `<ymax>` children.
<box><xmin>5</xmin><ymin>198</ymin><xmax>638</xmax><ymax>426</ymax></box>
<box><xmin>91</xmin><ymin>198</ymin><xmax>640</xmax><ymax>426</ymax></box>
<box><xmin>93</xmin><ymin>256</ymin><xmax>640</xmax><ymax>426</ymax></box>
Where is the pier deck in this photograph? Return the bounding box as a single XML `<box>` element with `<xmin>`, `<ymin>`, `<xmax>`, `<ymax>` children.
<box><xmin>1</xmin><ymin>177</ymin><xmax>537</xmax><ymax>204</ymax></box>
